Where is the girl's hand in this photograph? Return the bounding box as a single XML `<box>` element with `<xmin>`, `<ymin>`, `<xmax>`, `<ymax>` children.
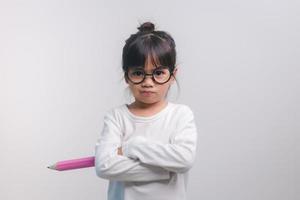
<box><xmin>117</xmin><ymin>147</ymin><xmax>123</xmax><ymax>155</ymax></box>
<box><xmin>121</xmin><ymin>136</ymin><xmax>147</xmax><ymax>160</ymax></box>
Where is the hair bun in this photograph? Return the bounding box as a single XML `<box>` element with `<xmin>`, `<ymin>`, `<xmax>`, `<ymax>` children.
<box><xmin>137</xmin><ymin>22</ymin><xmax>155</xmax><ymax>33</ymax></box>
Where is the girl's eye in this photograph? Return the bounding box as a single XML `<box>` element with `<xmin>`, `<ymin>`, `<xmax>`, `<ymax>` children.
<box><xmin>154</xmin><ymin>70</ymin><xmax>165</xmax><ymax>76</ymax></box>
<box><xmin>132</xmin><ymin>71</ymin><xmax>144</xmax><ymax>76</ymax></box>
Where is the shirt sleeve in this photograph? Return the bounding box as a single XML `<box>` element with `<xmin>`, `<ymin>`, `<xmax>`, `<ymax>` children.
<box><xmin>122</xmin><ymin>106</ymin><xmax>198</xmax><ymax>174</ymax></box>
<box><xmin>95</xmin><ymin>110</ymin><xmax>171</xmax><ymax>182</ymax></box>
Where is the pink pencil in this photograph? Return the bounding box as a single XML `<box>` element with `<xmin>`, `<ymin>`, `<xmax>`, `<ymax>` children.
<box><xmin>48</xmin><ymin>156</ymin><xmax>95</xmax><ymax>171</ymax></box>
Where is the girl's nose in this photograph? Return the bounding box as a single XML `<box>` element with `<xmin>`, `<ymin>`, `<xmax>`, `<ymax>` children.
<box><xmin>141</xmin><ymin>75</ymin><xmax>155</xmax><ymax>87</ymax></box>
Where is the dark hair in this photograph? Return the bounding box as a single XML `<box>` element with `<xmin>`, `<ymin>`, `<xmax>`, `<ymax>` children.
<box><xmin>121</xmin><ymin>21</ymin><xmax>180</xmax><ymax>99</ymax></box>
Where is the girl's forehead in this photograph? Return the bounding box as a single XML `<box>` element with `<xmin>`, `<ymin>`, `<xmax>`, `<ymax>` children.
<box><xmin>127</xmin><ymin>53</ymin><xmax>166</xmax><ymax>70</ymax></box>
<box><xmin>144</xmin><ymin>62</ymin><xmax>160</xmax><ymax>70</ymax></box>
<box><xmin>144</xmin><ymin>55</ymin><xmax>162</xmax><ymax>68</ymax></box>
<box><xmin>132</xmin><ymin>57</ymin><xmax>161</xmax><ymax>69</ymax></box>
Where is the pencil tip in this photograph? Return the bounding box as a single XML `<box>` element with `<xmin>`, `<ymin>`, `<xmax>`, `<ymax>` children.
<box><xmin>47</xmin><ymin>165</ymin><xmax>55</xmax><ymax>170</ymax></box>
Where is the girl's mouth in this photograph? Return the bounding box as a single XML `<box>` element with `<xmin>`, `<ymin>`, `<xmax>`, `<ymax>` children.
<box><xmin>140</xmin><ymin>91</ymin><xmax>155</xmax><ymax>96</ymax></box>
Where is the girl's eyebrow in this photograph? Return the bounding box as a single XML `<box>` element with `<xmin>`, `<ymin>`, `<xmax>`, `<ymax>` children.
<box><xmin>136</xmin><ymin>65</ymin><xmax>164</xmax><ymax>69</ymax></box>
<box><xmin>135</xmin><ymin>66</ymin><xmax>144</xmax><ymax>69</ymax></box>
<box><xmin>131</xmin><ymin>65</ymin><xmax>166</xmax><ymax>72</ymax></box>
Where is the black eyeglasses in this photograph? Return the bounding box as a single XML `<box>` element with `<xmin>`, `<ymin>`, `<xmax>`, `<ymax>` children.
<box><xmin>125</xmin><ymin>66</ymin><xmax>173</xmax><ymax>85</ymax></box>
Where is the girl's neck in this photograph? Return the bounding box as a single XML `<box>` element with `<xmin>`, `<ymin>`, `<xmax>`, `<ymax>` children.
<box><xmin>127</xmin><ymin>100</ymin><xmax>168</xmax><ymax>117</ymax></box>
<box><xmin>131</xmin><ymin>100</ymin><xmax>167</xmax><ymax>109</ymax></box>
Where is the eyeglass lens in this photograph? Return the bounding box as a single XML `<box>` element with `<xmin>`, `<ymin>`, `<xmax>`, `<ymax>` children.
<box><xmin>127</xmin><ymin>66</ymin><xmax>171</xmax><ymax>84</ymax></box>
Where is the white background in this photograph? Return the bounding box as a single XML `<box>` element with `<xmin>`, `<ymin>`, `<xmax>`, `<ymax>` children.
<box><xmin>0</xmin><ymin>0</ymin><xmax>299</xmax><ymax>199</ymax></box>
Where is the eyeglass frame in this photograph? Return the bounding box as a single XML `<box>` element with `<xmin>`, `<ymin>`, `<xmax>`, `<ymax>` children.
<box><xmin>124</xmin><ymin>66</ymin><xmax>174</xmax><ymax>85</ymax></box>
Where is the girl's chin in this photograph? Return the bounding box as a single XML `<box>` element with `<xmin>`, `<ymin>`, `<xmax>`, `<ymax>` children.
<box><xmin>138</xmin><ymin>99</ymin><xmax>155</xmax><ymax>104</ymax></box>
<box><xmin>134</xmin><ymin>97</ymin><xmax>158</xmax><ymax>104</ymax></box>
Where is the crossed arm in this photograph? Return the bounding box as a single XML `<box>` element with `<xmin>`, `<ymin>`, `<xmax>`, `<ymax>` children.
<box><xmin>95</xmin><ymin>107</ymin><xmax>198</xmax><ymax>181</ymax></box>
<box><xmin>121</xmin><ymin>107</ymin><xmax>198</xmax><ymax>174</ymax></box>
<box><xmin>94</xmin><ymin>113</ymin><xmax>171</xmax><ymax>182</ymax></box>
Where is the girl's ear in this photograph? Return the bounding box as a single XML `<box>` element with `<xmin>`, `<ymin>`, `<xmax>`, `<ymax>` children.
<box><xmin>124</xmin><ymin>74</ymin><xmax>129</xmax><ymax>84</ymax></box>
<box><xmin>170</xmin><ymin>67</ymin><xmax>178</xmax><ymax>84</ymax></box>
<box><xmin>173</xmin><ymin>67</ymin><xmax>178</xmax><ymax>77</ymax></box>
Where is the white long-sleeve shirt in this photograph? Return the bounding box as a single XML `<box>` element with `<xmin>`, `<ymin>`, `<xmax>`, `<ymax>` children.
<box><xmin>95</xmin><ymin>101</ymin><xmax>198</xmax><ymax>200</ymax></box>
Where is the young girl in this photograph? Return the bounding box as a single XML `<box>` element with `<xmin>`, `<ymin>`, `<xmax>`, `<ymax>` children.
<box><xmin>95</xmin><ymin>21</ymin><xmax>198</xmax><ymax>200</ymax></box>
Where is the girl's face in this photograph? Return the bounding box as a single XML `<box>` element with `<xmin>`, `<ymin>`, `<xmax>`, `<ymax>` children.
<box><xmin>125</xmin><ymin>56</ymin><xmax>177</xmax><ymax>106</ymax></box>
